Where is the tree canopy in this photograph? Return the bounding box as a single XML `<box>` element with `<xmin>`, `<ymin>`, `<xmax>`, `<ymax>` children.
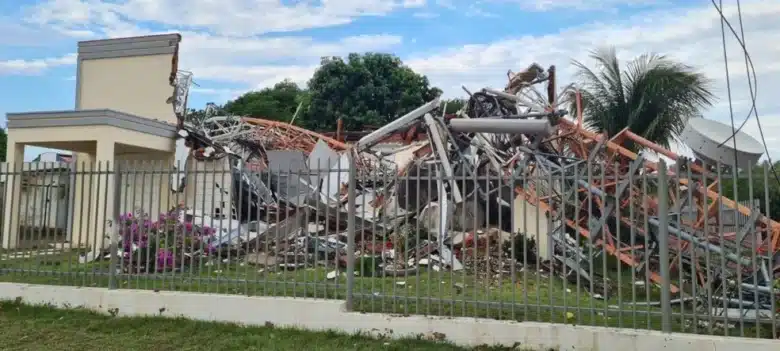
<box><xmin>720</xmin><ymin>163</ymin><xmax>780</xmax><ymax>221</ymax></box>
<box><xmin>223</xmin><ymin>79</ymin><xmax>307</xmax><ymax>124</ymax></box>
<box><xmin>187</xmin><ymin>53</ymin><xmax>440</xmax><ymax>132</ymax></box>
<box><xmin>442</xmin><ymin>99</ymin><xmax>466</xmax><ymax>114</ymax></box>
<box><xmin>572</xmin><ymin>47</ymin><xmax>715</xmax><ymax>149</ymax></box>
<box><xmin>0</xmin><ymin>128</ymin><xmax>6</xmax><ymax>162</ymax></box>
<box><xmin>304</xmin><ymin>53</ymin><xmax>441</xmax><ymax>131</ymax></box>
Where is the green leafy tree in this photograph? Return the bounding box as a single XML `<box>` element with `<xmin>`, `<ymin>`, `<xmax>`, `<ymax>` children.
<box><xmin>443</xmin><ymin>99</ymin><xmax>466</xmax><ymax>114</ymax></box>
<box><xmin>721</xmin><ymin>163</ymin><xmax>780</xmax><ymax>221</ymax></box>
<box><xmin>0</xmin><ymin>128</ymin><xmax>6</xmax><ymax>162</ymax></box>
<box><xmin>305</xmin><ymin>53</ymin><xmax>441</xmax><ymax>131</ymax></box>
<box><xmin>223</xmin><ymin>79</ymin><xmax>307</xmax><ymax>124</ymax></box>
<box><xmin>572</xmin><ymin>47</ymin><xmax>715</xmax><ymax>149</ymax></box>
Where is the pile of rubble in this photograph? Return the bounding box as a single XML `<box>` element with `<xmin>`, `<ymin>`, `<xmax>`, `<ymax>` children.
<box><xmin>162</xmin><ymin>65</ymin><xmax>577</xmax><ymax>284</ymax></box>
<box><xmin>111</xmin><ymin>64</ymin><xmax>779</xmax><ymax>321</ymax></box>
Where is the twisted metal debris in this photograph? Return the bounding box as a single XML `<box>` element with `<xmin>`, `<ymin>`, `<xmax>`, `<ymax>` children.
<box><xmin>165</xmin><ymin>63</ymin><xmax>780</xmax><ymax>320</ymax></box>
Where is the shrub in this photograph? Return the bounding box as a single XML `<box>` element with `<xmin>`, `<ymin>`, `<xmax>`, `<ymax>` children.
<box><xmin>117</xmin><ymin>205</ymin><xmax>217</xmax><ymax>273</ymax></box>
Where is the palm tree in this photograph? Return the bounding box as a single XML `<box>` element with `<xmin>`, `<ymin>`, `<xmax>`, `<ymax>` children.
<box><xmin>571</xmin><ymin>47</ymin><xmax>715</xmax><ymax>149</ymax></box>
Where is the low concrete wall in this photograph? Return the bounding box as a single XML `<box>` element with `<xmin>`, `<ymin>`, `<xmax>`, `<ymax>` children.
<box><xmin>1</xmin><ymin>283</ymin><xmax>776</xmax><ymax>351</ymax></box>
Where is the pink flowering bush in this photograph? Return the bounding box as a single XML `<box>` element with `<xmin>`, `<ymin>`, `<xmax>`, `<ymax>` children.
<box><xmin>118</xmin><ymin>205</ymin><xmax>217</xmax><ymax>273</ymax></box>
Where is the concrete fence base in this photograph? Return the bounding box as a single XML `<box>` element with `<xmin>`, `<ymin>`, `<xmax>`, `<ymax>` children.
<box><xmin>1</xmin><ymin>283</ymin><xmax>776</xmax><ymax>351</ymax></box>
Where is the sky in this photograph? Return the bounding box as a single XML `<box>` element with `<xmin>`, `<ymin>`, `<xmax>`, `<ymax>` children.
<box><xmin>0</xmin><ymin>0</ymin><xmax>778</xmax><ymax>162</ymax></box>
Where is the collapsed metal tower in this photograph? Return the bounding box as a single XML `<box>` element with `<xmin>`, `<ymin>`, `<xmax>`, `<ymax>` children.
<box><xmin>166</xmin><ymin>62</ymin><xmax>779</xmax><ymax>314</ymax></box>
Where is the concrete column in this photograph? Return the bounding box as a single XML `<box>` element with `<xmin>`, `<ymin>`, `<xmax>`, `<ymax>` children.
<box><xmin>70</xmin><ymin>151</ymin><xmax>94</xmax><ymax>248</ymax></box>
<box><xmin>2</xmin><ymin>142</ymin><xmax>25</xmax><ymax>249</ymax></box>
<box><xmin>93</xmin><ymin>140</ymin><xmax>115</xmax><ymax>250</ymax></box>
<box><xmin>70</xmin><ymin>140</ymin><xmax>115</xmax><ymax>250</ymax></box>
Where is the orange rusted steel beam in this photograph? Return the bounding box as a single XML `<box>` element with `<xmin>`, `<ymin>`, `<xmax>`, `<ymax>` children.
<box><xmin>242</xmin><ymin>117</ymin><xmax>349</xmax><ymax>151</ymax></box>
<box><xmin>520</xmin><ymin>189</ymin><xmax>679</xmax><ymax>293</ymax></box>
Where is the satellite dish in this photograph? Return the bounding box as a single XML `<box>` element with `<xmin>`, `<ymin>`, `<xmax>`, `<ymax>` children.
<box><xmin>680</xmin><ymin>117</ymin><xmax>764</xmax><ymax>170</ymax></box>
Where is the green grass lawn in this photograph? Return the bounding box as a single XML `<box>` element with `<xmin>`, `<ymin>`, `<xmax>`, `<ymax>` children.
<box><xmin>1</xmin><ymin>249</ymin><xmax>776</xmax><ymax>339</ymax></box>
<box><xmin>0</xmin><ymin>300</ymin><xmax>528</xmax><ymax>351</ymax></box>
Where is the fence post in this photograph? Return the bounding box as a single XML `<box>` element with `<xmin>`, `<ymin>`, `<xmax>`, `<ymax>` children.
<box><xmin>657</xmin><ymin>159</ymin><xmax>672</xmax><ymax>332</ymax></box>
<box><xmin>108</xmin><ymin>161</ymin><xmax>122</xmax><ymax>290</ymax></box>
<box><xmin>0</xmin><ymin>163</ymin><xmax>6</xmax><ymax>248</ymax></box>
<box><xmin>345</xmin><ymin>150</ymin><xmax>357</xmax><ymax>311</ymax></box>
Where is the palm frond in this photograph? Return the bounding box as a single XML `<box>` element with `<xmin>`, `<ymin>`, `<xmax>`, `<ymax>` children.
<box><xmin>573</xmin><ymin>48</ymin><xmax>715</xmax><ymax>149</ymax></box>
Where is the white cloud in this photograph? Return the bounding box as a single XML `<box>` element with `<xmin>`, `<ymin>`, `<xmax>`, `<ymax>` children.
<box><xmin>177</xmin><ymin>32</ymin><xmax>402</xmax><ymax>66</ymax></box>
<box><xmin>189</xmin><ymin>87</ymin><xmax>246</xmax><ymax>102</ymax></box>
<box><xmin>413</xmin><ymin>12</ymin><xmax>439</xmax><ymax>18</ymax></box>
<box><xmin>9</xmin><ymin>0</ymin><xmax>407</xmax><ymax>86</ymax></box>
<box><xmin>403</xmin><ymin>0</ymin><xmax>428</xmax><ymax>7</ymax></box>
<box><xmin>172</xmin><ymin>33</ymin><xmax>403</xmax><ymax>87</ymax></box>
<box><xmin>4</xmin><ymin>0</ymin><xmax>780</xmax><ymax>159</ymax></box>
<box><xmin>0</xmin><ymin>53</ymin><xmax>76</xmax><ymax>75</ymax></box>
<box><xmin>24</xmin><ymin>0</ymin><xmax>424</xmax><ymax>37</ymax></box>
<box><xmin>466</xmin><ymin>4</ymin><xmax>498</xmax><ymax>17</ymax></box>
<box><xmin>0</xmin><ymin>18</ymin><xmax>75</xmax><ymax>46</ymax></box>
<box><xmin>435</xmin><ymin>0</ymin><xmax>456</xmax><ymax>9</ymax></box>
<box><xmin>428</xmin><ymin>0</ymin><xmax>660</xmax><ymax>13</ymax></box>
<box><xmin>489</xmin><ymin>0</ymin><xmax>662</xmax><ymax>12</ymax></box>
<box><xmin>193</xmin><ymin>64</ymin><xmax>320</xmax><ymax>91</ymax></box>
<box><xmin>404</xmin><ymin>1</ymin><xmax>780</xmax><ymax>158</ymax></box>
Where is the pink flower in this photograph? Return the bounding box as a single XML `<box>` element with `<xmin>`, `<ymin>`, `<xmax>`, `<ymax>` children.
<box><xmin>156</xmin><ymin>249</ymin><xmax>175</xmax><ymax>271</ymax></box>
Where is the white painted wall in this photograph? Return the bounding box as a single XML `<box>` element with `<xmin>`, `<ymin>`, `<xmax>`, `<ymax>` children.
<box><xmin>184</xmin><ymin>157</ymin><xmax>233</xmax><ymax>218</ymax></box>
<box><xmin>2</xmin><ymin>283</ymin><xmax>777</xmax><ymax>351</ymax></box>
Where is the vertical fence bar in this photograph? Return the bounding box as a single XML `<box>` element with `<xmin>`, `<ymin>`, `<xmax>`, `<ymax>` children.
<box><xmin>20</xmin><ymin>163</ymin><xmax>32</xmax><ymax>274</ymax></box>
<box><xmin>0</xmin><ymin>163</ymin><xmax>6</xmax><ymax>257</ymax></box>
<box><xmin>91</xmin><ymin>161</ymin><xmax>102</xmax><ymax>287</ymax></box>
<box><xmin>109</xmin><ymin>161</ymin><xmax>121</xmax><ymax>290</ymax></box>
<box><xmin>99</xmin><ymin>161</ymin><xmax>110</xmax><ymax>281</ymax></box>
<box><xmin>657</xmin><ymin>159</ymin><xmax>672</xmax><ymax>332</ymax></box>
<box><xmin>345</xmin><ymin>151</ymin><xmax>357</xmax><ymax>311</ymax></box>
<box><xmin>763</xmin><ymin>163</ymin><xmax>777</xmax><ymax>339</ymax></box>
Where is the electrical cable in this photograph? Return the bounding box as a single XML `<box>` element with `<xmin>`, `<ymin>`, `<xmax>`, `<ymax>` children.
<box><xmin>710</xmin><ymin>0</ymin><xmax>757</xmax><ymax>147</ymax></box>
<box><xmin>711</xmin><ymin>0</ymin><xmax>780</xmax><ymax>187</ymax></box>
<box><xmin>717</xmin><ymin>0</ymin><xmax>739</xmax><ymax>174</ymax></box>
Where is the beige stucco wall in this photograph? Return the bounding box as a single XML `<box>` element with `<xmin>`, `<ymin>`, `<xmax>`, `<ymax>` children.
<box><xmin>78</xmin><ymin>54</ymin><xmax>177</xmax><ymax>125</ymax></box>
<box><xmin>3</xmin><ymin>33</ymin><xmax>183</xmax><ymax>249</ymax></box>
<box><xmin>115</xmin><ymin>153</ymin><xmax>175</xmax><ymax>223</ymax></box>
<box><xmin>8</xmin><ymin>126</ymin><xmax>174</xmax><ymax>152</ymax></box>
<box><xmin>3</xmin><ymin>126</ymin><xmax>177</xmax><ymax>249</ymax></box>
<box><xmin>2</xmin><ymin>125</ymin><xmax>237</xmax><ymax>249</ymax></box>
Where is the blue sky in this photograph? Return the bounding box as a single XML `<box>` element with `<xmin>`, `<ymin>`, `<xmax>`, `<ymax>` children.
<box><xmin>1</xmin><ymin>0</ymin><xmax>779</xmax><ymax>160</ymax></box>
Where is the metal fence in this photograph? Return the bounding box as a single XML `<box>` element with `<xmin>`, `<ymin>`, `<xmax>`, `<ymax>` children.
<box><xmin>0</xmin><ymin>159</ymin><xmax>778</xmax><ymax>340</ymax></box>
